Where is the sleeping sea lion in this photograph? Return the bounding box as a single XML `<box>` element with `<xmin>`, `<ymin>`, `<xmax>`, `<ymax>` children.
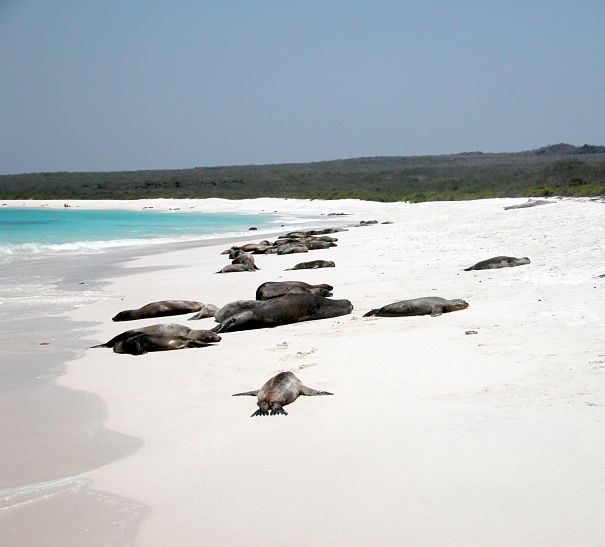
<box><xmin>364</xmin><ymin>297</ymin><xmax>468</xmax><ymax>318</ymax></box>
<box><xmin>213</xmin><ymin>293</ymin><xmax>353</xmax><ymax>333</ymax></box>
<box><xmin>92</xmin><ymin>323</ymin><xmax>220</xmax><ymax>349</ymax></box>
<box><xmin>188</xmin><ymin>304</ymin><xmax>219</xmax><ymax>320</ymax></box>
<box><xmin>256</xmin><ymin>281</ymin><xmax>334</xmax><ymax>300</ymax></box>
<box><xmin>214</xmin><ymin>300</ymin><xmax>260</xmax><ymax>323</ymax></box>
<box><xmin>233</xmin><ymin>371</ymin><xmax>333</xmax><ymax>416</ymax></box>
<box><xmin>112</xmin><ymin>300</ymin><xmax>203</xmax><ymax>322</ymax></box>
<box><xmin>464</xmin><ymin>256</ymin><xmax>530</xmax><ymax>271</ymax></box>
<box><xmin>216</xmin><ymin>264</ymin><xmax>256</xmax><ymax>273</ymax></box>
<box><xmin>503</xmin><ymin>199</ymin><xmax>554</xmax><ymax>210</ymax></box>
<box><xmin>286</xmin><ymin>260</ymin><xmax>335</xmax><ymax>270</ymax></box>
<box><xmin>276</xmin><ymin>243</ymin><xmax>308</xmax><ymax>255</ymax></box>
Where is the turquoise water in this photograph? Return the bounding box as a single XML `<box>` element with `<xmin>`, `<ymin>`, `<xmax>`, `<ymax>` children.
<box><xmin>0</xmin><ymin>208</ymin><xmax>278</xmax><ymax>260</ymax></box>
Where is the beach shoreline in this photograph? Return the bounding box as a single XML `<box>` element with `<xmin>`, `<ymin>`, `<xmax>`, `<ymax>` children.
<box><xmin>3</xmin><ymin>196</ymin><xmax>605</xmax><ymax>546</ymax></box>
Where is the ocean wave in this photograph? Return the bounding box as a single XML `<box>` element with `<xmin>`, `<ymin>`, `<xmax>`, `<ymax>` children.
<box><xmin>0</xmin><ymin>230</ymin><xmax>267</xmax><ymax>261</ymax></box>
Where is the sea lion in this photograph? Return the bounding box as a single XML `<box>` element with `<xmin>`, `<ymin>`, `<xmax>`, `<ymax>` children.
<box><xmin>213</xmin><ymin>293</ymin><xmax>353</xmax><ymax>333</ymax></box>
<box><xmin>233</xmin><ymin>371</ymin><xmax>333</xmax><ymax>416</ymax></box>
<box><xmin>302</xmin><ymin>240</ymin><xmax>336</xmax><ymax>250</ymax></box>
<box><xmin>214</xmin><ymin>300</ymin><xmax>260</xmax><ymax>323</ymax></box>
<box><xmin>112</xmin><ymin>300</ymin><xmax>203</xmax><ymax>322</ymax></box>
<box><xmin>464</xmin><ymin>256</ymin><xmax>530</xmax><ymax>271</ymax></box>
<box><xmin>364</xmin><ymin>297</ymin><xmax>468</xmax><ymax>318</ymax></box>
<box><xmin>188</xmin><ymin>304</ymin><xmax>219</xmax><ymax>320</ymax></box>
<box><xmin>92</xmin><ymin>323</ymin><xmax>221</xmax><ymax>349</ymax></box>
<box><xmin>216</xmin><ymin>264</ymin><xmax>256</xmax><ymax>273</ymax></box>
<box><xmin>256</xmin><ymin>281</ymin><xmax>334</xmax><ymax>300</ymax></box>
<box><xmin>276</xmin><ymin>243</ymin><xmax>308</xmax><ymax>255</ymax></box>
<box><xmin>232</xmin><ymin>252</ymin><xmax>259</xmax><ymax>270</ymax></box>
<box><xmin>503</xmin><ymin>199</ymin><xmax>554</xmax><ymax>210</ymax></box>
<box><xmin>113</xmin><ymin>334</ymin><xmax>217</xmax><ymax>355</ymax></box>
<box><xmin>357</xmin><ymin>220</ymin><xmax>378</xmax><ymax>226</ymax></box>
<box><xmin>286</xmin><ymin>260</ymin><xmax>336</xmax><ymax>270</ymax></box>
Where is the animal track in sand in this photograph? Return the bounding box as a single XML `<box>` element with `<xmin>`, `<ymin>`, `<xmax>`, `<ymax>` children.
<box><xmin>278</xmin><ymin>348</ymin><xmax>317</xmax><ymax>362</ymax></box>
<box><xmin>268</xmin><ymin>341</ymin><xmax>289</xmax><ymax>351</ymax></box>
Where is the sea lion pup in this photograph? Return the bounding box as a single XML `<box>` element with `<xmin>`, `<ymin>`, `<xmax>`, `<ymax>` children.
<box><xmin>364</xmin><ymin>297</ymin><xmax>469</xmax><ymax>318</ymax></box>
<box><xmin>113</xmin><ymin>333</ymin><xmax>219</xmax><ymax>355</ymax></box>
<box><xmin>464</xmin><ymin>256</ymin><xmax>530</xmax><ymax>271</ymax></box>
<box><xmin>233</xmin><ymin>371</ymin><xmax>333</xmax><ymax>416</ymax></box>
<box><xmin>231</xmin><ymin>252</ymin><xmax>259</xmax><ymax>270</ymax></box>
<box><xmin>286</xmin><ymin>260</ymin><xmax>336</xmax><ymax>270</ymax></box>
<box><xmin>188</xmin><ymin>304</ymin><xmax>219</xmax><ymax>320</ymax></box>
<box><xmin>213</xmin><ymin>293</ymin><xmax>353</xmax><ymax>333</ymax></box>
<box><xmin>112</xmin><ymin>300</ymin><xmax>203</xmax><ymax>322</ymax></box>
<box><xmin>256</xmin><ymin>281</ymin><xmax>334</xmax><ymax>300</ymax></box>
<box><xmin>216</xmin><ymin>264</ymin><xmax>256</xmax><ymax>273</ymax></box>
<box><xmin>503</xmin><ymin>199</ymin><xmax>554</xmax><ymax>210</ymax></box>
<box><xmin>214</xmin><ymin>300</ymin><xmax>260</xmax><ymax>323</ymax></box>
<box><xmin>92</xmin><ymin>323</ymin><xmax>221</xmax><ymax>349</ymax></box>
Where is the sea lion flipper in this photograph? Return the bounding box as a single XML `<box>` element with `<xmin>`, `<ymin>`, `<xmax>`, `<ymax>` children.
<box><xmin>301</xmin><ymin>386</ymin><xmax>333</xmax><ymax>396</ymax></box>
<box><xmin>363</xmin><ymin>309</ymin><xmax>377</xmax><ymax>317</ymax></box>
<box><xmin>270</xmin><ymin>406</ymin><xmax>288</xmax><ymax>416</ymax></box>
<box><xmin>232</xmin><ymin>390</ymin><xmax>259</xmax><ymax>397</ymax></box>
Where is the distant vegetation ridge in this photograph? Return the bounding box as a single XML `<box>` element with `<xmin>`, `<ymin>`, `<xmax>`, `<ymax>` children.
<box><xmin>1</xmin><ymin>143</ymin><xmax>604</xmax><ymax>202</ymax></box>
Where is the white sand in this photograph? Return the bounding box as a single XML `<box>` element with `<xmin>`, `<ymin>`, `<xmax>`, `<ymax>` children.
<box><xmin>51</xmin><ymin>197</ymin><xmax>605</xmax><ymax>546</ymax></box>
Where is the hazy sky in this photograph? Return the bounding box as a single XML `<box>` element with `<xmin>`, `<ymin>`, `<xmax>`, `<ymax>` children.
<box><xmin>1</xmin><ymin>1</ymin><xmax>604</xmax><ymax>174</ymax></box>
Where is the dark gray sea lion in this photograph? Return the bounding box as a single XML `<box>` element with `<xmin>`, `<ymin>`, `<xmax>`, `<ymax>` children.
<box><xmin>364</xmin><ymin>297</ymin><xmax>468</xmax><ymax>318</ymax></box>
<box><xmin>276</xmin><ymin>243</ymin><xmax>308</xmax><ymax>255</ymax></box>
<box><xmin>92</xmin><ymin>323</ymin><xmax>221</xmax><ymax>350</ymax></box>
<box><xmin>306</xmin><ymin>228</ymin><xmax>346</xmax><ymax>235</ymax></box>
<box><xmin>256</xmin><ymin>281</ymin><xmax>334</xmax><ymax>300</ymax></box>
<box><xmin>188</xmin><ymin>304</ymin><xmax>219</xmax><ymax>320</ymax></box>
<box><xmin>113</xmin><ymin>334</ymin><xmax>218</xmax><ymax>355</ymax></box>
<box><xmin>357</xmin><ymin>220</ymin><xmax>378</xmax><ymax>226</ymax></box>
<box><xmin>233</xmin><ymin>371</ymin><xmax>333</xmax><ymax>416</ymax></box>
<box><xmin>232</xmin><ymin>252</ymin><xmax>259</xmax><ymax>270</ymax></box>
<box><xmin>286</xmin><ymin>260</ymin><xmax>336</xmax><ymax>270</ymax></box>
<box><xmin>503</xmin><ymin>199</ymin><xmax>554</xmax><ymax>210</ymax></box>
<box><xmin>464</xmin><ymin>256</ymin><xmax>530</xmax><ymax>271</ymax></box>
<box><xmin>112</xmin><ymin>300</ymin><xmax>203</xmax><ymax>322</ymax></box>
<box><xmin>214</xmin><ymin>300</ymin><xmax>260</xmax><ymax>323</ymax></box>
<box><xmin>216</xmin><ymin>264</ymin><xmax>256</xmax><ymax>273</ymax></box>
<box><xmin>302</xmin><ymin>240</ymin><xmax>336</xmax><ymax>250</ymax></box>
<box><xmin>213</xmin><ymin>293</ymin><xmax>353</xmax><ymax>333</ymax></box>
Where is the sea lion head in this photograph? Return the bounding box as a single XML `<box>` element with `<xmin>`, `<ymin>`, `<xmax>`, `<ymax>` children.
<box><xmin>448</xmin><ymin>299</ymin><xmax>469</xmax><ymax>311</ymax></box>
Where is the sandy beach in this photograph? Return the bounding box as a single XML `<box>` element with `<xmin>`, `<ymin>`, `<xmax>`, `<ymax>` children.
<box><xmin>3</xmin><ymin>197</ymin><xmax>605</xmax><ymax>546</ymax></box>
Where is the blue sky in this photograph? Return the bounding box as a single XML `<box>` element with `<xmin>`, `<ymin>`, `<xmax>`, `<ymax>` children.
<box><xmin>1</xmin><ymin>1</ymin><xmax>604</xmax><ymax>173</ymax></box>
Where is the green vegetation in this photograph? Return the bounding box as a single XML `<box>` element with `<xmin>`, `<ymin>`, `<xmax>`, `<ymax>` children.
<box><xmin>1</xmin><ymin>144</ymin><xmax>604</xmax><ymax>202</ymax></box>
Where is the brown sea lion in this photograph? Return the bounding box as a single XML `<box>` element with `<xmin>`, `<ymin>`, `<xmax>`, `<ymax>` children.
<box><xmin>256</xmin><ymin>281</ymin><xmax>333</xmax><ymax>300</ymax></box>
<box><xmin>233</xmin><ymin>371</ymin><xmax>333</xmax><ymax>416</ymax></box>
<box><xmin>93</xmin><ymin>323</ymin><xmax>220</xmax><ymax>347</ymax></box>
<box><xmin>464</xmin><ymin>256</ymin><xmax>530</xmax><ymax>271</ymax></box>
<box><xmin>286</xmin><ymin>260</ymin><xmax>336</xmax><ymax>270</ymax></box>
<box><xmin>113</xmin><ymin>334</ymin><xmax>217</xmax><ymax>355</ymax></box>
<box><xmin>92</xmin><ymin>323</ymin><xmax>221</xmax><ymax>354</ymax></box>
<box><xmin>188</xmin><ymin>304</ymin><xmax>219</xmax><ymax>320</ymax></box>
<box><xmin>232</xmin><ymin>252</ymin><xmax>259</xmax><ymax>270</ymax></box>
<box><xmin>364</xmin><ymin>297</ymin><xmax>468</xmax><ymax>318</ymax></box>
<box><xmin>213</xmin><ymin>293</ymin><xmax>353</xmax><ymax>333</ymax></box>
<box><xmin>112</xmin><ymin>300</ymin><xmax>203</xmax><ymax>322</ymax></box>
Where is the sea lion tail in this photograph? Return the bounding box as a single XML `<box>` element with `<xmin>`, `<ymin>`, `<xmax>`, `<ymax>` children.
<box><xmin>363</xmin><ymin>309</ymin><xmax>377</xmax><ymax>317</ymax></box>
<box><xmin>463</xmin><ymin>267</ymin><xmax>473</xmax><ymax>271</ymax></box>
<box><xmin>89</xmin><ymin>343</ymin><xmax>111</xmax><ymax>349</ymax></box>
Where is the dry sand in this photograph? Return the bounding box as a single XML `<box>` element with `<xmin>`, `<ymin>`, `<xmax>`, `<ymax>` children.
<box><xmin>5</xmin><ymin>197</ymin><xmax>605</xmax><ymax>545</ymax></box>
